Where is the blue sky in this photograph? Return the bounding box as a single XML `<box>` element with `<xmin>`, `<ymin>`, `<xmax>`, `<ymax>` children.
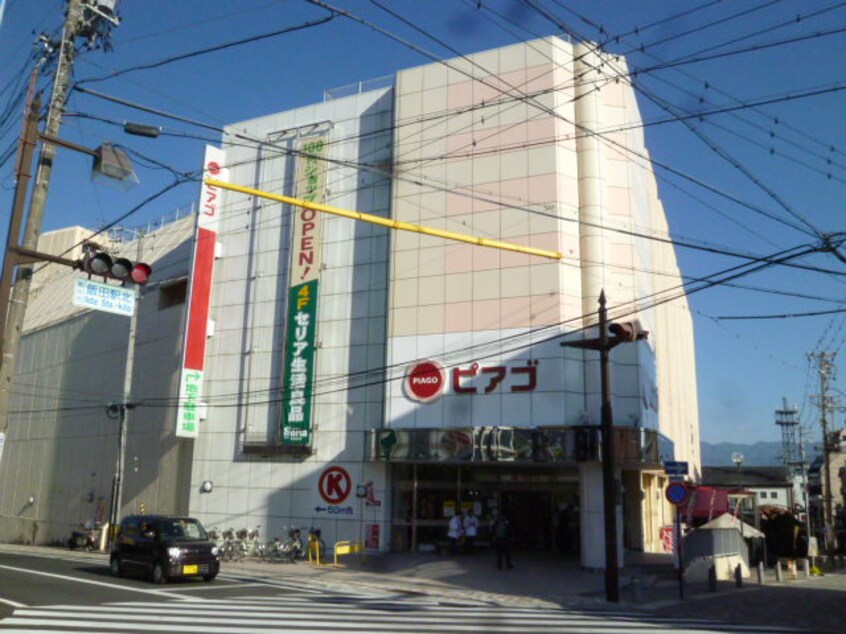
<box><xmin>1</xmin><ymin>1</ymin><xmax>846</xmax><ymax>447</ymax></box>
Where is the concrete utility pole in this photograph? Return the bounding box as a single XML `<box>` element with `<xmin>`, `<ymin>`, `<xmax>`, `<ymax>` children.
<box><xmin>0</xmin><ymin>0</ymin><xmax>85</xmax><ymax>435</ymax></box>
<box><xmin>109</xmin><ymin>234</ymin><xmax>142</xmax><ymax>544</ymax></box>
<box><xmin>809</xmin><ymin>351</ymin><xmax>837</xmax><ymax>566</ymax></box>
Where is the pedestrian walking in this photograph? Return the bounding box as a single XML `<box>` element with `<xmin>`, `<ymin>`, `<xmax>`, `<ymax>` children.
<box><xmin>463</xmin><ymin>510</ymin><xmax>479</xmax><ymax>553</ymax></box>
<box><xmin>492</xmin><ymin>512</ymin><xmax>514</xmax><ymax>570</ymax></box>
<box><xmin>557</xmin><ymin>503</ymin><xmax>576</xmax><ymax>556</ymax></box>
<box><xmin>447</xmin><ymin>510</ymin><xmax>464</xmax><ymax>555</ymax></box>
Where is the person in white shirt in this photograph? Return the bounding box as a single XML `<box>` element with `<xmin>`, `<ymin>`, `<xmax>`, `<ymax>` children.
<box><xmin>463</xmin><ymin>510</ymin><xmax>479</xmax><ymax>553</ymax></box>
<box><xmin>447</xmin><ymin>510</ymin><xmax>464</xmax><ymax>554</ymax></box>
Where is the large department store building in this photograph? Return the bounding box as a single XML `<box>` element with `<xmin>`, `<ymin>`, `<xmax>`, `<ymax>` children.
<box><xmin>0</xmin><ymin>38</ymin><xmax>700</xmax><ymax>568</ymax></box>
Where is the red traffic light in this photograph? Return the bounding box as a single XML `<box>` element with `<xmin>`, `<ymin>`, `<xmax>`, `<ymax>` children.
<box><xmin>608</xmin><ymin>321</ymin><xmax>649</xmax><ymax>342</ymax></box>
<box><xmin>130</xmin><ymin>263</ymin><xmax>152</xmax><ymax>284</ymax></box>
<box><xmin>82</xmin><ymin>251</ymin><xmax>151</xmax><ymax>285</ymax></box>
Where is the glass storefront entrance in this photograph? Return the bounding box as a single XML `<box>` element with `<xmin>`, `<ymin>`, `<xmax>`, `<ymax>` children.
<box><xmin>390</xmin><ymin>464</ymin><xmax>581</xmax><ymax>554</ymax></box>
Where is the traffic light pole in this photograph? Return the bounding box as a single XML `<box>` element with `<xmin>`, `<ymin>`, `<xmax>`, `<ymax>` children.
<box><xmin>597</xmin><ymin>292</ymin><xmax>620</xmax><ymax>603</ymax></box>
<box><xmin>109</xmin><ymin>236</ymin><xmax>143</xmax><ymax>546</ymax></box>
<box><xmin>561</xmin><ymin>290</ymin><xmax>647</xmax><ymax>603</ymax></box>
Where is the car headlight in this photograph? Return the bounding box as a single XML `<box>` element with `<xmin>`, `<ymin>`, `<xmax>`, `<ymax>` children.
<box><xmin>211</xmin><ymin>546</ymin><xmax>220</xmax><ymax>556</ymax></box>
<box><xmin>168</xmin><ymin>547</ymin><xmax>183</xmax><ymax>558</ymax></box>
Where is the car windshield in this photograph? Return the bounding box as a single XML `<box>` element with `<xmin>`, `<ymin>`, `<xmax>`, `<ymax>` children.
<box><xmin>158</xmin><ymin>519</ymin><xmax>208</xmax><ymax>542</ymax></box>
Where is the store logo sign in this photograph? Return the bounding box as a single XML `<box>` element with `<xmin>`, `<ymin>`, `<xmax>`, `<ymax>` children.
<box><xmin>405</xmin><ymin>360</ymin><xmax>446</xmax><ymax>402</ymax></box>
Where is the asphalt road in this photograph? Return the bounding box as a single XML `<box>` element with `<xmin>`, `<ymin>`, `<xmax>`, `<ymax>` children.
<box><xmin>0</xmin><ymin>549</ymin><xmax>300</xmax><ymax>616</ymax></box>
<box><xmin>0</xmin><ymin>548</ymin><xmax>817</xmax><ymax>633</ymax></box>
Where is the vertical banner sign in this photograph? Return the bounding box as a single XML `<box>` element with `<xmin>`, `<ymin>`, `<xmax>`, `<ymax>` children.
<box><xmin>176</xmin><ymin>146</ymin><xmax>227</xmax><ymax>438</ymax></box>
<box><xmin>280</xmin><ymin>137</ymin><xmax>328</xmax><ymax>446</ymax></box>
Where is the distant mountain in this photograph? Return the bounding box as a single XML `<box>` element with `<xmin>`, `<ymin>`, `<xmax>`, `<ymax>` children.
<box><xmin>700</xmin><ymin>441</ymin><xmax>793</xmax><ymax>466</ymax></box>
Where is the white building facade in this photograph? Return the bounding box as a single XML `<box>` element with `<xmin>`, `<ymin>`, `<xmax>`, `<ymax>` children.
<box><xmin>0</xmin><ymin>38</ymin><xmax>700</xmax><ymax>569</ymax></box>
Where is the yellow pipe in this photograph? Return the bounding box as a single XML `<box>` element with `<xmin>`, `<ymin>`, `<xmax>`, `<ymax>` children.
<box><xmin>205</xmin><ymin>178</ymin><xmax>562</xmax><ymax>261</ymax></box>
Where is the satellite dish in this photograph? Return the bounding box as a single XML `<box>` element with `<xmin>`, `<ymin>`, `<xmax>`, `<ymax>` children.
<box><xmin>731</xmin><ymin>452</ymin><xmax>745</xmax><ymax>466</ymax></box>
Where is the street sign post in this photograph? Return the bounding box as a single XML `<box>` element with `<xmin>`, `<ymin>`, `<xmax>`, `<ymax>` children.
<box><xmin>665</xmin><ymin>481</ymin><xmax>690</xmax><ymax>506</ymax></box>
<box><xmin>664</xmin><ymin>461</ymin><xmax>689</xmax><ymax>476</ymax></box>
<box><xmin>664</xmin><ymin>481</ymin><xmax>690</xmax><ymax>600</ymax></box>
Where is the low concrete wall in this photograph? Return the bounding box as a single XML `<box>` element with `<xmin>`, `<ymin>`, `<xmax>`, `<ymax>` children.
<box><xmin>686</xmin><ymin>554</ymin><xmax>749</xmax><ymax>582</ymax></box>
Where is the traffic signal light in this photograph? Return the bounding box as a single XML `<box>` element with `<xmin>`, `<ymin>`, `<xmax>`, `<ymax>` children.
<box><xmin>608</xmin><ymin>321</ymin><xmax>648</xmax><ymax>342</ymax></box>
<box><xmin>81</xmin><ymin>251</ymin><xmax>151</xmax><ymax>284</ymax></box>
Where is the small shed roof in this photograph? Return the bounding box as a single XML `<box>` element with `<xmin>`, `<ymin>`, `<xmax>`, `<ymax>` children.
<box><xmin>699</xmin><ymin>512</ymin><xmax>765</xmax><ymax>538</ymax></box>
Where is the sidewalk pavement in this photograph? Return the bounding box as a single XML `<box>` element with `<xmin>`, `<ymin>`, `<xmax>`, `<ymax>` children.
<box><xmin>4</xmin><ymin>544</ymin><xmax>846</xmax><ymax>632</ymax></box>
<box><xmin>224</xmin><ymin>549</ymin><xmax>846</xmax><ymax>632</ymax></box>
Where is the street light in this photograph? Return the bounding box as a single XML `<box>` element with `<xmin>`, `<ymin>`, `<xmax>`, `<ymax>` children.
<box><xmin>561</xmin><ymin>290</ymin><xmax>648</xmax><ymax>603</ymax></box>
<box><xmin>731</xmin><ymin>452</ymin><xmax>745</xmax><ymax>490</ymax></box>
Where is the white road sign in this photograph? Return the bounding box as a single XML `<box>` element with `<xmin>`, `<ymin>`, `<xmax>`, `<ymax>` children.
<box><xmin>73</xmin><ymin>278</ymin><xmax>135</xmax><ymax>316</ymax></box>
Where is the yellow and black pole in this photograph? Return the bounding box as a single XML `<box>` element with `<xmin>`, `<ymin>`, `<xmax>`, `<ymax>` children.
<box><xmin>204</xmin><ymin>179</ymin><xmax>563</xmax><ymax>261</ymax></box>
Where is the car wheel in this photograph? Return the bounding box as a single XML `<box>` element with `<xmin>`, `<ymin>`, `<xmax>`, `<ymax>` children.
<box><xmin>110</xmin><ymin>556</ymin><xmax>122</xmax><ymax>578</ymax></box>
<box><xmin>151</xmin><ymin>561</ymin><xmax>167</xmax><ymax>584</ymax></box>
<box><xmin>67</xmin><ymin>538</ymin><xmax>77</xmax><ymax>550</ymax></box>
<box><xmin>202</xmin><ymin>573</ymin><xmax>217</xmax><ymax>582</ymax></box>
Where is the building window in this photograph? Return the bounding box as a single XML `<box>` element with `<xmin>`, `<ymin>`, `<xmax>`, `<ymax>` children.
<box><xmin>759</xmin><ymin>492</ymin><xmax>766</xmax><ymax>499</ymax></box>
<box><xmin>158</xmin><ymin>279</ymin><xmax>187</xmax><ymax>309</ymax></box>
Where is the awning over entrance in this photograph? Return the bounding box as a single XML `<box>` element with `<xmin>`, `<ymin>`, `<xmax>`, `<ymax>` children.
<box><xmin>366</xmin><ymin>426</ymin><xmax>670</xmax><ymax>469</ymax></box>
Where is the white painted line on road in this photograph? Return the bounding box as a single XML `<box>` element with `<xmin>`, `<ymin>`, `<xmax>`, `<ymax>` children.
<box><xmin>0</xmin><ymin>596</ymin><xmax>26</xmax><ymax>608</ymax></box>
<box><xmin>0</xmin><ymin>564</ymin><xmax>197</xmax><ymax>601</ymax></box>
<box><xmin>165</xmin><ymin>582</ymin><xmax>263</xmax><ymax>592</ymax></box>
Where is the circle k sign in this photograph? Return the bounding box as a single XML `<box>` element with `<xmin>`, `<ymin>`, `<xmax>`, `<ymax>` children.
<box><xmin>319</xmin><ymin>466</ymin><xmax>352</xmax><ymax>505</ymax></box>
<box><xmin>405</xmin><ymin>360</ymin><xmax>446</xmax><ymax>402</ymax></box>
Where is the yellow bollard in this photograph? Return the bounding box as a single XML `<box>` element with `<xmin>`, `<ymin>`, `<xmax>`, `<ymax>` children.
<box><xmin>308</xmin><ymin>535</ymin><xmax>323</xmax><ymax>565</ymax></box>
<box><xmin>333</xmin><ymin>541</ymin><xmax>363</xmax><ymax>567</ymax></box>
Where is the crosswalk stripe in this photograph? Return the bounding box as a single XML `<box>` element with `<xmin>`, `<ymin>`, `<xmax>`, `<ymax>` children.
<box><xmin>0</xmin><ymin>597</ymin><xmax>799</xmax><ymax>634</ymax></box>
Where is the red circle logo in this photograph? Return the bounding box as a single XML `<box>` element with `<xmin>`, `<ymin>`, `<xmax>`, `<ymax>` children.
<box><xmin>319</xmin><ymin>466</ymin><xmax>352</xmax><ymax>505</ymax></box>
<box><xmin>207</xmin><ymin>161</ymin><xmax>221</xmax><ymax>176</ymax></box>
<box><xmin>405</xmin><ymin>360</ymin><xmax>445</xmax><ymax>402</ymax></box>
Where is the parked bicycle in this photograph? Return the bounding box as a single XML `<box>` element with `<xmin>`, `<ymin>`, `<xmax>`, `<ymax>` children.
<box><xmin>219</xmin><ymin>527</ymin><xmax>243</xmax><ymax>562</ymax></box>
<box><xmin>265</xmin><ymin>526</ymin><xmax>304</xmax><ymax>563</ymax></box>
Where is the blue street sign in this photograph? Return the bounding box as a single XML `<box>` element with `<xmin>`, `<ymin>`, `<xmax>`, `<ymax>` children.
<box><xmin>666</xmin><ymin>482</ymin><xmax>689</xmax><ymax>506</ymax></box>
<box><xmin>664</xmin><ymin>460</ymin><xmax>689</xmax><ymax>476</ymax></box>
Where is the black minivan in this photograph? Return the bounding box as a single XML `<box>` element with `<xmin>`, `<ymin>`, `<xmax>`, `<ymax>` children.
<box><xmin>110</xmin><ymin>515</ymin><xmax>220</xmax><ymax>584</ymax></box>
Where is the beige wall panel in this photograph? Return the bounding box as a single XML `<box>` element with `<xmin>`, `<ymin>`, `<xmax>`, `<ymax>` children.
<box><xmin>472</xmin><ymin>270</ymin><xmax>502</xmax><ymax>301</ymax></box>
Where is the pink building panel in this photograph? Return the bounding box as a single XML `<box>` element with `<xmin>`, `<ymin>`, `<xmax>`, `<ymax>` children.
<box><xmin>445</xmin><ymin>243</ymin><xmax>474</xmax><ymax>274</ymax></box>
<box><xmin>445</xmin><ymin>301</ymin><xmax>473</xmax><ymax>332</ymax></box>
<box><xmin>473</xmin><ymin>298</ymin><xmax>502</xmax><ymax>330</ymax></box>
<box><xmin>501</xmin><ymin>296</ymin><xmax>533</xmax><ymax>328</ymax></box>
<box><xmin>526</xmin><ymin>174</ymin><xmax>557</xmax><ymax>204</ymax></box>
<box><xmin>530</xmin><ymin>294</ymin><xmax>561</xmax><ymax>326</ymax></box>
<box><xmin>473</xmin><ymin>245</ymin><xmax>502</xmax><ymax>271</ymax></box>
<box><xmin>607</xmin><ymin>185</ymin><xmax>632</xmax><ymax>215</ymax></box>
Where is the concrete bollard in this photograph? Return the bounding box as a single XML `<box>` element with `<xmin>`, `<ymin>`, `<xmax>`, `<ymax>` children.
<box><xmin>775</xmin><ymin>560</ymin><xmax>783</xmax><ymax>582</ymax></box>
<box><xmin>708</xmin><ymin>565</ymin><xmax>717</xmax><ymax>592</ymax></box>
<box><xmin>756</xmin><ymin>561</ymin><xmax>765</xmax><ymax>585</ymax></box>
<box><xmin>735</xmin><ymin>563</ymin><xmax>743</xmax><ymax>588</ymax></box>
<box><xmin>802</xmin><ymin>558</ymin><xmax>810</xmax><ymax>578</ymax></box>
<box><xmin>630</xmin><ymin>575</ymin><xmax>642</xmax><ymax>603</ymax></box>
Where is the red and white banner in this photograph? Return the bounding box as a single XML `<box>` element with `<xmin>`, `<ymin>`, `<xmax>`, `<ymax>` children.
<box><xmin>176</xmin><ymin>146</ymin><xmax>226</xmax><ymax>438</ymax></box>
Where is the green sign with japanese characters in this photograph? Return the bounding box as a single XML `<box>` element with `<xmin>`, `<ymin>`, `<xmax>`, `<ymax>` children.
<box><xmin>280</xmin><ymin>280</ymin><xmax>318</xmax><ymax>445</ymax></box>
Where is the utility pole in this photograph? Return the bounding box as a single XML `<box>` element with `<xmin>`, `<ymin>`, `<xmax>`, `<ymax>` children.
<box><xmin>561</xmin><ymin>291</ymin><xmax>648</xmax><ymax>603</ymax></box>
<box><xmin>109</xmin><ymin>234</ymin><xmax>142</xmax><ymax>544</ymax></box>
<box><xmin>809</xmin><ymin>351</ymin><xmax>837</xmax><ymax>567</ymax></box>
<box><xmin>0</xmin><ymin>1</ymin><xmax>120</xmax><ymax>439</ymax></box>
<box><xmin>0</xmin><ymin>0</ymin><xmax>85</xmax><ymax>435</ymax></box>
